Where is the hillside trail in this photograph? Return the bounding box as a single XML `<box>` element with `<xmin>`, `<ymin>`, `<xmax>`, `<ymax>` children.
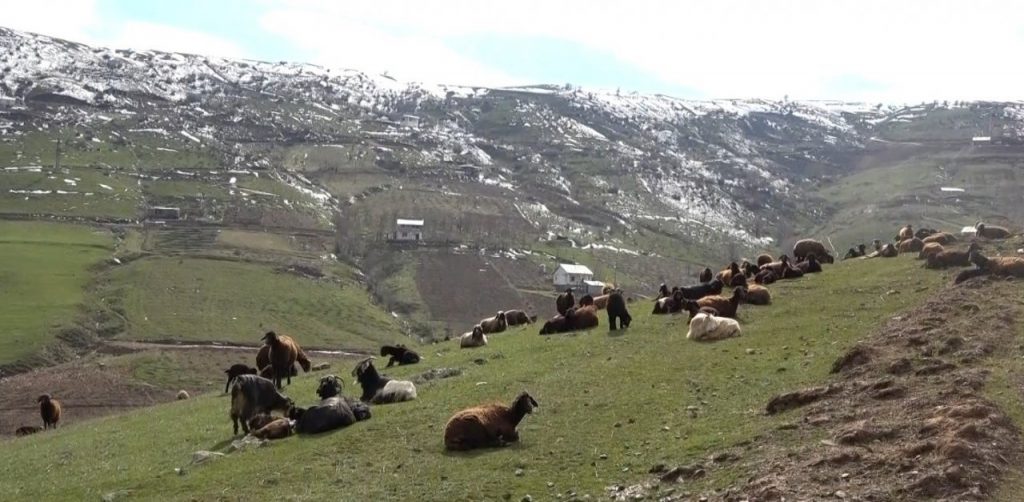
<box><xmin>614</xmin><ymin>274</ymin><xmax>1024</xmax><ymax>501</ymax></box>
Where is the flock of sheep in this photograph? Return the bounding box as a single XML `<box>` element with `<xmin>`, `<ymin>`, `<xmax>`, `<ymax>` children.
<box><xmin>15</xmin><ymin>221</ymin><xmax>1023</xmax><ymax>453</ymax></box>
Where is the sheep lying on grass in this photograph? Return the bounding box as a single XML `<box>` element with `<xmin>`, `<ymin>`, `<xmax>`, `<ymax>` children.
<box><xmin>352</xmin><ymin>358</ymin><xmax>417</xmax><ymax>404</ymax></box>
<box><xmin>968</xmin><ymin>250</ymin><xmax>1024</xmax><ymax>278</ymax></box>
<box><xmin>444</xmin><ymin>391</ymin><xmax>539</xmax><ymax>451</ymax></box>
<box><xmin>290</xmin><ymin>396</ymin><xmax>371</xmax><ymax>434</ymax></box>
<box><xmin>743</xmin><ymin>285</ymin><xmax>772</xmax><ymax>305</ymax></box>
<box><xmin>975</xmin><ymin>222</ymin><xmax>1012</xmax><ymax>239</ymax></box>
<box><xmin>250</xmin><ymin>418</ymin><xmax>294</xmax><ymax>440</ymax></box>
<box><xmin>697</xmin><ymin>287</ymin><xmax>746</xmax><ymax>318</ymax></box>
<box><xmin>478</xmin><ymin>312</ymin><xmax>508</xmax><ymax>334</ymax></box>
<box><xmin>15</xmin><ymin>426</ymin><xmax>42</xmax><ymax>437</ymax></box>
<box><xmin>460</xmin><ymin>325</ymin><xmax>488</xmax><ymax>348</ymax></box>
<box><xmin>686</xmin><ymin>313</ymin><xmax>741</xmax><ymax>342</ymax></box>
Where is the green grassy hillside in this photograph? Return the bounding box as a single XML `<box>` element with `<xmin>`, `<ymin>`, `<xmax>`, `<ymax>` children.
<box><xmin>0</xmin><ymin>257</ymin><xmax>946</xmax><ymax>500</ymax></box>
<box><xmin>0</xmin><ymin>222</ymin><xmax>112</xmax><ymax>364</ymax></box>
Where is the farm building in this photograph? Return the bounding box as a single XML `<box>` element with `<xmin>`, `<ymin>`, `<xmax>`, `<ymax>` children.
<box><xmin>401</xmin><ymin>115</ymin><xmax>421</xmax><ymax>129</ymax></box>
<box><xmin>972</xmin><ymin>136</ymin><xmax>991</xmax><ymax>145</ymax></box>
<box><xmin>583</xmin><ymin>280</ymin><xmax>607</xmax><ymax>296</ymax></box>
<box><xmin>147</xmin><ymin>206</ymin><xmax>181</xmax><ymax>220</ymax></box>
<box><xmin>393</xmin><ymin>218</ymin><xmax>424</xmax><ymax>241</ymax></box>
<box><xmin>553</xmin><ymin>263</ymin><xmax>594</xmax><ymax>288</ymax></box>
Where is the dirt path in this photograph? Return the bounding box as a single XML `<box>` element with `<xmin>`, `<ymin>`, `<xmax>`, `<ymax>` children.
<box><xmin>103</xmin><ymin>340</ymin><xmax>372</xmax><ymax>358</ymax></box>
<box><xmin>617</xmin><ymin>275</ymin><xmax>1024</xmax><ymax>501</ymax></box>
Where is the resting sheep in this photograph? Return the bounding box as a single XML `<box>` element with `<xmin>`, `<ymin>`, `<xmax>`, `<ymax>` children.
<box><xmin>793</xmin><ymin>253</ymin><xmax>822</xmax><ymax>274</ymax></box>
<box><xmin>224</xmin><ymin>364</ymin><xmax>258</xmax><ymax>393</ymax></box>
<box><xmin>922</xmin><ymin>232</ymin><xmax>957</xmax><ymax>245</ymax></box>
<box><xmin>606</xmin><ymin>290</ymin><xmax>632</xmax><ymax>330</ymax></box>
<box><xmin>655</xmin><ymin>284</ymin><xmax>671</xmax><ymax>300</ymax></box>
<box><xmin>503</xmin><ymin>310</ymin><xmax>536</xmax><ymax>326</ymax></box>
<box><xmin>696</xmin><ymin>287</ymin><xmax>746</xmax><ymax>318</ymax></box>
<box><xmin>229</xmin><ymin>374</ymin><xmax>294</xmax><ymax>435</ymax></box>
<box><xmin>570</xmin><ymin>305</ymin><xmax>600</xmax><ymax>331</ymax></box>
<box><xmin>686</xmin><ymin>313</ymin><xmax>742</xmax><ymax>342</ymax></box>
<box><xmin>898</xmin><ymin>237</ymin><xmax>924</xmax><ymax>254</ymax></box>
<box><xmin>915</xmin><ymin>228</ymin><xmax>939</xmax><ymax>240</ymax></box>
<box><xmin>743</xmin><ymin>285</ymin><xmax>772</xmax><ymax>305</ymax></box>
<box><xmin>925</xmin><ymin>242</ymin><xmax>979</xmax><ymax>269</ymax></box>
<box><xmin>444</xmin><ymin>391</ymin><xmax>539</xmax><ymax>451</ymax></box>
<box><xmin>897</xmin><ymin>225</ymin><xmax>914</xmax><ymax>242</ymax></box>
<box><xmin>381</xmin><ymin>345</ymin><xmax>421</xmax><ymax>367</ymax></box>
<box><xmin>352</xmin><ymin>358</ymin><xmax>417</xmax><ymax>404</ymax></box>
<box><xmin>38</xmin><ymin>394</ymin><xmax>61</xmax><ymax>430</ymax></box>
<box><xmin>478</xmin><ymin>312</ymin><xmax>508</xmax><ymax>334</ymax></box>
<box><xmin>177</xmin><ymin>390</ymin><xmax>190</xmax><ymax>400</ymax></box>
<box><xmin>652</xmin><ymin>291</ymin><xmax>685</xmax><ymax>315</ymax></box>
<box><xmin>756</xmin><ymin>254</ymin><xmax>774</xmax><ymax>267</ymax></box>
<box><xmin>843</xmin><ymin>244</ymin><xmax>867</xmax><ymax>260</ymax></box>
<box><xmin>316</xmin><ymin>374</ymin><xmax>345</xmax><ymax>399</ymax></box>
<box><xmin>289</xmin><ymin>396</ymin><xmax>371</xmax><ymax>434</ymax></box>
<box><xmin>759</xmin><ymin>255</ymin><xmax>791</xmax><ymax>275</ymax></box>
<box><xmin>677</xmin><ymin>278</ymin><xmax>724</xmax><ymax>300</ymax></box>
<box><xmin>460</xmin><ymin>325</ymin><xmax>488</xmax><ymax>348</ymax></box>
<box><xmin>250</xmin><ymin>418</ymin><xmax>294</xmax><ymax>440</ymax></box>
<box><xmin>792</xmin><ymin>239</ymin><xmax>835</xmax><ymax>264</ymax></box>
<box><xmin>969</xmin><ymin>250</ymin><xmax>1024</xmax><ymax>278</ymax></box>
<box><xmin>716</xmin><ymin>262</ymin><xmax>742</xmax><ymax>286</ymax></box>
<box><xmin>919</xmin><ymin>242</ymin><xmax>944</xmax><ymax>260</ymax></box>
<box><xmin>15</xmin><ymin>426</ymin><xmax>42</xmax><ymax>437</ymax></box>
<box><xmin>698</xmin><ymin>267</ymin><xmax>713</xmax><ymax>283</ymax></box>
<box><xmin>754</xmin><ymin>268</ymin><xmax>777</xmax><ymax>285</ymax></box>
<box><xmin>555</xmin><ymin>289</ymin><xmax>575</xmax><ymax>316</ymax></box>
<box><xmin>975</xmin><ymin>222</ymin><xmax>1011</xmax><ymax>239</ymax></box>
<box><xmin>539</xmin><ymin>309</ymin><xmax>573</xmax><ymax>335</ymax></box>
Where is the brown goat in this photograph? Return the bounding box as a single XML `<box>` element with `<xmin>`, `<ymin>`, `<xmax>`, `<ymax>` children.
<box><xmin>256</xmin><ymin>344</ymin><xmax>298</xmax><ymax>380</ymax></box>
<box><xmin>897</xmin><ymin>225</ymin><xmax>914</xmax><ymax>242</ymax></box>
<box><xmin>898</xmin><ymin>237</ymin><xmax>924</xmax><ymax>254</ymax></box>
<box><xmin>38</xmin><ymin>394</ymin><xmax>61</xmax><ymax>429</ymax></box>
<box><xmin>555</xmin><ymin>289</ymin><xmax>575</xmax><ymax>315</ymax></box>
<box><xmin>743</xmin><ymin>285</ymin><xmax>772</xmax><ymax>305</ymax></box>
<box><xmin>697</xmin><ymin>287</ymin><xmax>745</xmax><ymax>318</ymax></box>
<box><xmin>478</xmin><ymin>312</ymin><xmax>508</xmax><ymax>334</ymax></box>
<box><xmin>975</xmin><ymin>222</ymin><xmax>1012</xmax><ymax>239</ymax></box>
<box><xmin>444</xmin><ymin>392</ymin><xmax>538</xmax><ymax>451</ymax></box>
<box><xmin>922</xmin><ymin>232</ymin><xmax>957</xmax><ymax>245</ymax></box>
<box><xmin>247</xmin><ymin>413</ymin><xmax>277</xmax><ymax>431</ymax></box>
<box><xmin>250</xmin><ymin>417</ymin><xmax>294</xmax><ymax>440</ymax></box>
<box><xmin>970</xmin><ymin>250</ymin><xmax>1024</xmax><ymax>277</ymax></box>
<box><xmin>925</xmin><ymin>242</ymin><xmax>979</xmax><ymax>269</ymax></box>
<box><xmin>919</xmin><ymin>242</ymin><xmax>944</xmax><ymax>260</ymax></box>
<box><xmin>261</xmin><ymin>331</ymin><xmax>304</xmax><ymax>389</ymax></box>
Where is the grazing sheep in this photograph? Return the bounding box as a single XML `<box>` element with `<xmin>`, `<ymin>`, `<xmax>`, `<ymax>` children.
<box><xmin>754</xmin><ymin>268</ymin><xmax>777</xmax><ymax>285</ymax></box>
<box><xmin>925</xmin><ymin>242</ymin><xmax>979</xmax><ymax>269</ymax></box>
<box><xmin>478</xmin><ymin>311</ymin><xmax>508</xmax><ymax>334</ymax></box>
<box><xmin>843</xmin><ymin>244</ymin><xmax>867</xmax><ymax>260</ymax></box>
<box><xmin>380</xmin><ymin>345</ymin><xmax>421</xmax><ymax>367</ymax></box>
<box><xmin>260</xmin><ymin>331</ymin><xmax>308</xmax><ymax>389</ymax></box>
<box><xmin>743</xmin><ymin>285</ymin><xmax>772</xmax><ymax>305</ymax></box>
<box><xmin>756</xmin><ymin>254</ymin><xmax>774</xmax><ymax>267</ymax></box>
<box><xmin>919</xmin><ymin>242</ymin><xmax>944</xmax><ymax>260</ymax></box>
<box><xmin>289</xmin><ymin>396</ymin><xmax>371</xmax><ymax>434</ymax></box>
<box><xmin>686</xmin><ymin>313</ymin><xmax>742</xmax><ymax>342</ymax></box>
<box><xmin>351</xmin><ymin>358</ymin><xmax>417</xmax><ymax>404</ymax></box>
<box><xmin>969</xmin><ymin>250</ymin><xmax>1024</xmax><ymax>277</ymax></box>
<box><xmin>250</xmin><ymin>417</ymin><xmax>294</xmax><ymax>440</ymax></box>
<box><xmin>896</xmin><ymin>225</ymin><xmax>914</xmax><ymax>242</ymax></box>
<box><xmin>696</xmin><ymin>287</ymin><xmax>746</xmax><ymax>318</ymax></box>
<box><xmin>792</xmin><ymin>239</ymin><xmax>835</xmax><ymax>264</ymax></box>
<box><xmin>717</xmin><ymin>262</ymin><xmax>742</xmax><ymax>285</ymax></box>
<box><xmin>15</xmin><ymin>426</ymin><xmax>42</xmax><ymax>437</ymax></box>
<box><xmin>922</xmin><ymin>232</ymin><xmax>957</xmax><ymax>245</ymax></box>
<box><xmin>503</xmin><ymin>310</ymin><xmax>535</xmax><ymax>326</ymax></box>
<box><xmin>898</xmin><ymin>237</ymin><xmax>924</xmax><ymax>254</ymax></box>
<box><xmin>316</xmin><ymin>374</ymin><xmax>345</xmax><ymax>399</ymax></box>
<box><xmin>915</xmin><ymin>228</ymin><xmax>939</xmax><ymax>240</ymax></box>
<box><xmin>177</xmin><ymin>390</ymin><xmax>190</xmax><ymax>400</ymax></box>
<box><xmin>677</xmin><ymin>278</ymin><xmax>724</xmax><ymax>300</ymax></box>
<box><xmin>38</xmin><ymin>394</ymin><xmax>61</xmax><ymax>429</ymax></box>
<box><xmin>224</xmin><ymin>364</ymin><xmax>258</xmax><ymax>393</ymax></box>
<box><xmin>794</xmin><ymin>253</ymin><xmax>822</xmax><ymax>274</ymax></box>
<box><xmin>247</xmin><ymin>413</ymin><xmax>277</xmax><ymax>431</ymax></box>
<box><xmin>975</xmin><ymin>222</ymin><xmax>1012</xmax><ymax>239</ymax></box>
<box><xmin>555</xmin><ymin>289</ymin><xmax>575</xmax><ymax>316</ymax></box>
<box><xmin>229</xmin><ymin>374</ymin><xmax>294</xmax><ymax>435</ymax></box>
<box><xmin>444</xmin><ymin>391</ymin><xmax>539</xmax><ymax>451</ymax></box>
<box><xmin>460</xmin><ymin>325</ymin><xmax>488</xmax><ymax>348</ymax></box>
<box><xmin>698</xmin><ymin>267</ymin><xmax>713</xmax><ymax>283</ymax></box>
<box><xmin>606</xmin><ymin>290</ymin><xmax>632</xmax><ymax>330</ymax></box>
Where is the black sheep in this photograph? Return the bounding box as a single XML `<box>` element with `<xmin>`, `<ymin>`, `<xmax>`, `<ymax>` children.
<box><xmin>224</xmin><ymin>364</ymin><xmax>258</xmax><ymax>393</ymax></box>
<box><xmin>380</xmin><ymin>345</ymin><xmax>421</xmax><ymax>367</ymax></box>
<box><xmin>606</xmin><ymin>290</ymin><xmax>631</xmax><ymax>330</ymax></box>
<box><xmin>289</xmin><ymin>396</ymin><xmax>371</xmax><ymax>434</ymax></box>
<box><xmin>677</xmin><ymin>278</ymin><xmax>724</xmax><ymax>300</ymax></box>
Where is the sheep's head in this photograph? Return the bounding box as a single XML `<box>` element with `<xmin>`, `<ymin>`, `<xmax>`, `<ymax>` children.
<box><xmin>37</xmin><ymin>394</ymin><xmax>51</xmax><ymax>403</ymax></box>
<box><xmin>708</xmin><ymin>278</ymin><xmax>724</xmax><ymax>294</ymax></box>
<box><xmin>472</xmin><ymin>325</ymin><xmax>484</xmax><ymax>339</ymax></box>
<box><xmin>317</xmin><ymin>375</ymin><xmax>344</xmax><ymax>399</ymax></box>
<box><xmin>729</xmin><ymin>262</ymin><xmax>740</xmax><ymax>274</ymax></box>
<box><xmin>261</xmin><ymin>331</ymin><xmax>278</xmax><ymax>344</ymax></box>
<box><xmin>514</xmin><ymin>392</ymin><xmax>539</xmax><ymax>414</ymax></box>
<box><xmin>351</xmin><ymin>357</ymin><xmax>375</xmax><ymax>379</ymax></box>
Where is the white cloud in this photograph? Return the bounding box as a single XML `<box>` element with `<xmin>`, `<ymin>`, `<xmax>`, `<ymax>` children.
<box><xmin>103</xmin><ymin>21</ymin><xmax>245</xmax><ymax>58</ymax></box>
<box><xmin>2</xmin><ymin>0</ymin><xmax>101</xmax><ymax>42</ymax></box>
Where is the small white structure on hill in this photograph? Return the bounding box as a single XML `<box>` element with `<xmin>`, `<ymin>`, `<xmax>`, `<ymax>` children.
<box><xmin>972</xmin><ymin>136</ymin><xmax>991</xmax><ymax>145</ymax></box>
<box><xmin>393</xmin><ymin>218</ymin><xmax>424</xmax><ymax>241</ymax></box>
<box><xmin>553</xmin><ymin>263</ymin><xmax>594</xmax><ymax>289</ymax></box>
<box><xmin>401</xmin><ymin>115</ymin><xmax>421</xmax><ymax>129</ymax></box>
<box><xmin>583</xmin><ymin>280</ymin><xmax>607</xmax><ymax>296</ymax></box>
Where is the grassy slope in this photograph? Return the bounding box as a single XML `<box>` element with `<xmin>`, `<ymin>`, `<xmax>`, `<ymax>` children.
<box><xmin>100</xmin><ymin>257</ymin><xmax>404</xmax><ymax>350</ymax></box>
<box><xmin>0</xmin><ymin>222</ymin><xmax>112</xmax><ymax>364</ymax></box>
<box><xmin>0</xmin><ymin>257</ymin><xmax>945</xmax><ymax>500</ymax></box>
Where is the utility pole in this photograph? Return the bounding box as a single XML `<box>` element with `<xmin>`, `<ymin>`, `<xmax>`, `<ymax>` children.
<box><xmin>54</xmin><ymin>139</ymin><xmax>62</xmax><ymax>171</ymax></box>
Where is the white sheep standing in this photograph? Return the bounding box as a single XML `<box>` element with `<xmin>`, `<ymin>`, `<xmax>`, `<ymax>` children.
<box><xmin>686</xmin><ymin>312</ymin><xmax>741</xmax><ymax>342</ymax></box>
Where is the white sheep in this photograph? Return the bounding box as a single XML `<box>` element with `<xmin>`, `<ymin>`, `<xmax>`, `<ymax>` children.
<box><xmin>460</xmin><ymin>325</ymin><xmax>488</xmax><ymax>348</ymax></box>
<box><xmin>686</xmin><ymin>313</ymin><xmax>741</xmax><ymax>342</ymax></box>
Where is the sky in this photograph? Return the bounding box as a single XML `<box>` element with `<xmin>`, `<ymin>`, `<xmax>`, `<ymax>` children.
<box><xmin>4</xmin><ymin>0</ymin><xmax>1024</xmax><ymax>103</ymax></box>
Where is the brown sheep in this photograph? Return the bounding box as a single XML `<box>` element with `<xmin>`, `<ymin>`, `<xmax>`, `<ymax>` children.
<box><xmin>756</xmin><ymin>254</ymin><xmax>774</xmax><ymax>267</ymax></box>
<box><xmin>792</xmin><ymin>239</ymin><xmax>835</xmax><ymax>264</ymax></box>
<box><xmin>555</xmin><ymin>289</ymin><xmax>575</xmax><ymax>316</ymax></box>
<box><xmin>478</xmin><ymin>312</ymin><xmax>508</xmax><ymax>334</ymax></box>
<box><xmin>754</xmin><ymin>268</ymin><xmax>777</xmax><ymax>285</ymax></box>
<box><xmin>578</xmin><ymin>294</ymin><xmax>611</xmax><ymax>310</ymax></box>
<box><xmin>898</xmin><ymin>237</ymin><xmax>924</xmax><ymax>254</ymax></box>
<box><xmin>251</xmin><ymin>417</ymin><xmax>294</xmax><ymax>440</ymax></box>
<box><xmin>504</xmin><ymin>310</ymin><xmax>535</xmax><ymax>326</ymax></box>
<box><xmin>683</xmin><ymin>300</ymin><xmax>720</xmax><ymax>319</ymax></box>
<box><xmin>925</xmin><ymin>242</ymin><xmax>979</xmax><ymax>269</ymax></box>
<box><xmin>922</xmin><ymin>232</ymin><xmax>957</xmax><ymax>245</ymax></box>
<box><xmin>919</xmin><ymin>242</ymin><xmax>944</xmax><ymax>260</ymax></box>
<box><xmin>697</xmin><ymin>287</ymin><xmax>746</xmax><ymax>318</ymax></box>
<box><xmin>261</xmin><ymin>331</ymin><xmax>310</xmax><ymax>389</ymax></box>
<box><xmin>38</xmin><ymin>394</ymin><xmax>61</xmax><ymax>429</ymax></box>
<box><xmin>15</xmin><ymin>426</ymin><xmax>42</xmax><ymax>437</ymax></box>
<box><xmin>896</xmin><ymin>225</ymin><xmax>914</xmax><ymax>242</ymax></box>
<box><xmin>780</xmin><ymin>261</ymin><xmax>805</xmax><ymax>279</ymax></box>
<box><xmin>759</xmin><ymin>255</ymin><xmax>790</xmax><ymax>275</ymax></box>
<box><xmin>716</xmin><ymin>262</ymin><xmax>741</xmax><ymax>286</ymax></box>
<box><xmin>975</xmin><ymin>222</ymin><xmax>1012</xmax><ymax>239</ymax></box>
<box><xmin>743</xmin><ymin>285</ymin><xmax>772</xmax><ymax>305</ymax></box>
<box><xmin>698</xmin><ymin>267</ymin><xmax>713</xmax><ymax>283</ymax></box>
<box><xmin>867</xmin><ymin>243</ymin><xmax>898</xmax><ymax>258</ymax></box>
<box><xmin>793</xmin><ymin>253</ymin><xmax>822</xmax><ymax>274</ymax></box>
<box><xmin>969</xmin><ymin>250</ymin><xmax>1024</xmax><ymax>277</ymax></box>
<box><xmin>256</xmin><ymin>344</ymin><xmax>298</xmax><ymax>380</ymax></box>
<box><xmin>444</xmin><ymin>392</ymin><xmax>538</xmax><ymax>451</ymax></box>
<box><xmin>247</xmin><ymin>413</ymin><xmax>278</xmax><ymax>431</ymax></box>
<box><xmin>571</xmin><ymin>305</ymin><xmax>600</xmax><ymax>331</ymax></box>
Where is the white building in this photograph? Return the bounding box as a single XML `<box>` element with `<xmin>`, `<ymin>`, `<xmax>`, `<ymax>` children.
<box><xmin>552</xmin><ymin>263</ymin><xmax>594</xmax><ymax>288</ymax></box>
<box><xmin>972</xmin><ymin>136</ymin><xmax>991</xmax><ymax>145</ymax></box>
<box><xmin>393</xmin><ymin>218</ymin><xmax>424</xmax><ymax>241</ymax></box>
<box><xmin>401</xmin><ymin>115</ymin><xmax>421</xmax><ymax>129</ymax></box>
<box><xmin>583</xmin><ymin>280</ymin><xmax>607</xmax><ymax>296</ymax></box>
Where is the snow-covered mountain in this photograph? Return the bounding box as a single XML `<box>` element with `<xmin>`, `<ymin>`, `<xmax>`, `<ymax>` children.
<box><xmin>3</xmin><ymin>25</ymin><xmax>1023</xmax><ymax>255</ymax></box>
